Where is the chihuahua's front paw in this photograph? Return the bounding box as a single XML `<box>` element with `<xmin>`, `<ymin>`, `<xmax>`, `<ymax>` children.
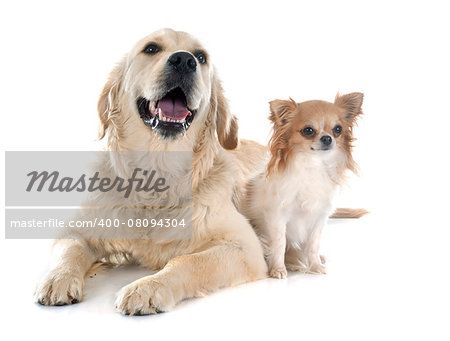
<box><xmin>269</xmin><ymin>265</ymin><xmax>287</xmax><ymax>279</ymax></box>
<box><xmin>309</xmin><ymin>263</ymin><xmax>327</xmax><ymax>274</ymax></box>
<box><xmin>115</xmin><ymin>277</ymin><xmax>176</xmax><ymax>315</ymax></box>
<box><xmin>35</xmin><ymin>270</ymin><xmax>83</xmax><ymax>305</ymax></box>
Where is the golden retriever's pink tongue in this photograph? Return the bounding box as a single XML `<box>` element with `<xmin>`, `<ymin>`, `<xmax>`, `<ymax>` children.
<box><xmin>157</xmin><ymin>96</ymin><xmax>189</xmax><ymax>119</ymax></box>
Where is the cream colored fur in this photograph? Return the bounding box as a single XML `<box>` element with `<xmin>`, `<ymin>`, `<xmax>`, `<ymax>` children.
<box><xmin>34</xmin><ymin>29</ymin><xmax>267</xmax><ymax>314</ymax></box>
<box><xmin>244</xmin><ymin>150</ymin><xmax>344</xmax><ymax>278</ymax></box>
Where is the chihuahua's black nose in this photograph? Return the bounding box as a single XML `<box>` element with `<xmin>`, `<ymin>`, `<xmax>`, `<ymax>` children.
<box><xmin>320</xmin><ymin>135</ymin><xmax>332</xmax><ymax>146</ymax></box>
<box><xmin>167</xmin><ymin>52</ymin><xmax>197</xmax><ymax>73</ymax></box>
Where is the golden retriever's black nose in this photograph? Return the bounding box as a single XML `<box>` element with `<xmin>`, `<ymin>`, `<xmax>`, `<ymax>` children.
<box><xmin>168</xmin><ymin>52</ymin><xmax>197</xmax><ymax>73</ymax></box>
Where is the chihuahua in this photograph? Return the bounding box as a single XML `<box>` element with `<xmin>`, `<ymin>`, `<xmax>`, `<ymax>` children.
<box><xmin>244</xmin><ymin>93</ymin><xmax>364</xmax><ymax>278</ymax></box>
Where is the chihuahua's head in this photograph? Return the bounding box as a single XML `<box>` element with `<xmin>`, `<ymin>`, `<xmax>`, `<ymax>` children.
<box><xmin>267</xmin><ymin>92</ymin><xmax>364</xmax><ymax>177</ymax></box>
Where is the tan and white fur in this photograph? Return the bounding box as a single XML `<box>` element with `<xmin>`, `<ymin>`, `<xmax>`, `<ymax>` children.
<box><xmin>34</xmin><ymin>29</ymin><xmax>267</xmax><ymax>314</ymax></box>
<box><xmin>243</xmin><ymin>93</ymin><xmax>364</xmax><ymax>279</ymax></box>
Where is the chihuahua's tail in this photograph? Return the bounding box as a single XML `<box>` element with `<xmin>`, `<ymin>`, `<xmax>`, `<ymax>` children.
<box><xmin>330</xmin><ymin>208</ymin><xmax>369</xmax><ymax>219</ymax></box>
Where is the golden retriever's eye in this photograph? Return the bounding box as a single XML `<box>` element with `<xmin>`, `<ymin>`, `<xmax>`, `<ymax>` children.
<box><xmin>301</xmin><ymin>127</ymin><xmax>315</xmax><ymax>137</ymax></box>
<box><xmin>143</xmin><ymin>43</ymin><xmax>160</xmax><ymax>54</ymax></box>
<box><xmin>333</xmin><ymin>125</ymin><xmax>342</xmax><ymax>137</ymax></box>
<box><xmin>195</xmin><ymin>51</ymin><xmax>207</xmax><ymax>64</ymax></box>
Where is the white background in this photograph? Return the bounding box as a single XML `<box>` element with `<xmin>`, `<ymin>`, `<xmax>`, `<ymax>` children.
<box><xmin>1</xmin><ymin>0</ymin><xmax>449</xmax><ymax>340</ymax></box>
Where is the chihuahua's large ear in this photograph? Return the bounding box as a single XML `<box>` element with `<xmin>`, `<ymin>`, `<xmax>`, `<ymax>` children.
<box><xmin>266</xmin><ymin>98</ymin><xmax>297</xmax><ymax>177</ymax></box>
<box><xmin>97</xmin><ymin>62</ymin><xmax>125</xmax><ymax>140</ymax></box>
<box><xmin>211</xmin><ymin>73</ymin><xmax>239</xmax><ymax>150</ymax></box>
<box><xmin>335</xmin><ymin>92</ymin><xmax>364</xmax><ymax>123</ymax></box>
<box><xmin>269</xmin><ymin>98</ymin><xmax>297</xmax><ymax>126</ymax></box>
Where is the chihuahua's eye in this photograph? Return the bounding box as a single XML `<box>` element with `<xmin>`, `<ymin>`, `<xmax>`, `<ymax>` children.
<box><xmin>301</xmin><ymin>127</ymin><xmax>315</xmax><ymax>137</ymax></box>
<box><xmin>143</xmin><ymin>43</ymin><xmax>160</xmax><ymax>54</ymax></box>
<box><xmin>195</xmin><ymin>51</ymin><xmax>207</xmax><ymax>64</ymax></box>
<box><xmin>333</xmin><ymin>125</ymin><xmax>343</xmax><ymax>136</ymax></box>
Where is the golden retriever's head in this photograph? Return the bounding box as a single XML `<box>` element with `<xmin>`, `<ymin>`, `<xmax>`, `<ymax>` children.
<box><xmin>98</xmin><ymin>28</ymin><xmax>238</xmax><ymax>151</ymax></box>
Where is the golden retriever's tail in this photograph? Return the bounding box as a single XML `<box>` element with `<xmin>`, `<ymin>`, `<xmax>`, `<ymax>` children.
<box><xmin>330</xmin><ymin>208</ymin><xmax>369</xmax><ymax>219</ymax></box>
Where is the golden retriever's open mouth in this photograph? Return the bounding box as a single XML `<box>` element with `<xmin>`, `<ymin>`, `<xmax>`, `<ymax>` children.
<box><xmin>137</xmin><ymin>87</ymin><xmax>197</xmax><ymax>139</ymax></box>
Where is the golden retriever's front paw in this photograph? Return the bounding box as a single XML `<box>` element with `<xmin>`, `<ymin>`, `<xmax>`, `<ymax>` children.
<box><xmin>115</xmin><ymin>277</ymin><xmax>176</xmax><ymax>315</ymax></box>
<box><xmin>35</xmin><ymin>270</ymin><xmax>83</xmax><ymax>306</ymax></box>
<box><xmin>269</xmin><ymin>265</ymin><xmax>287</xmax><ymax>279</ymax></box>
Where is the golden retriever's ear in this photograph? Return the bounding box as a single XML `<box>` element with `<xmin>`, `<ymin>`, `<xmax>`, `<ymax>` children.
<box><xmin>269</xmin><ymin>98</ymin><xmax>297</xmax><ymax>126</ymax></box>
<box><xmin>212</xmin><ymin>74</ymin><xmax>239</xmax><ymax>150</ymax></box>
<box><xmin>97</xmin><ymin>63</ymin><xmax>125</xmax><ymax>140</ymax></box>
<box><xmin>334</xmin><ymin>92</ymin><xmax>364</xmax><ymax>123</ymax></box>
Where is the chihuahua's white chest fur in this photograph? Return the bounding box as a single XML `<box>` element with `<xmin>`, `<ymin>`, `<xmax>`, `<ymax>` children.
<box><xmin>245</xmin><ymin>150</ymin><xmax>344</xmax><ymax>278</ymax></box>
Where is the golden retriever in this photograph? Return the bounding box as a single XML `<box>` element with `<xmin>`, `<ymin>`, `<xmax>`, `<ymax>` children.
<box><xmin>34</xmin><ymin>28</ymin><xmax>267</xmax><ymax>315</ymax></box>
